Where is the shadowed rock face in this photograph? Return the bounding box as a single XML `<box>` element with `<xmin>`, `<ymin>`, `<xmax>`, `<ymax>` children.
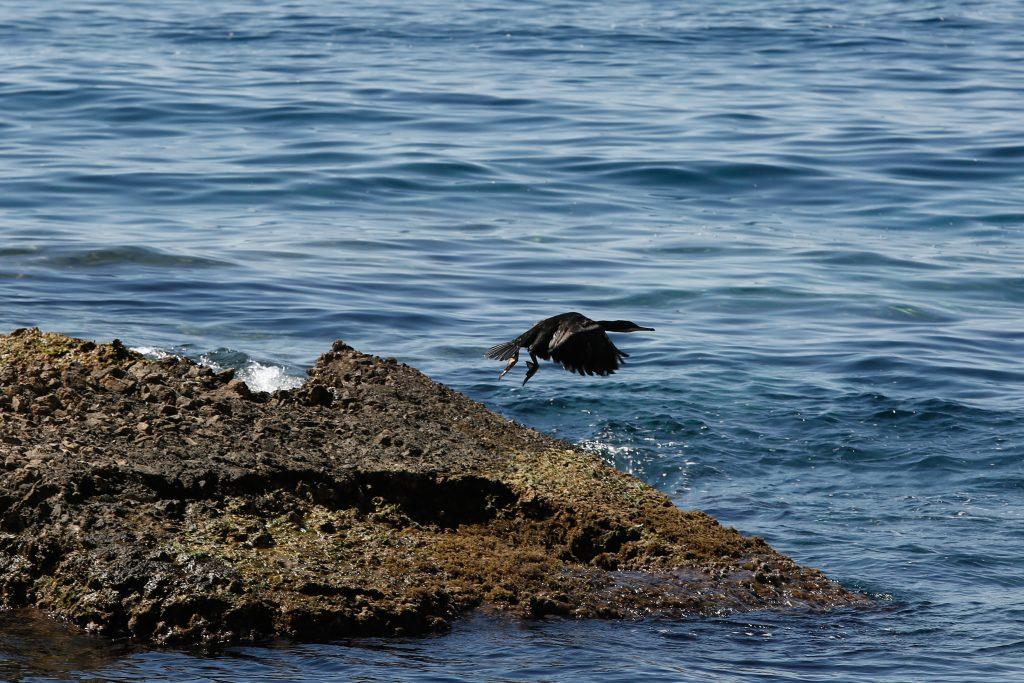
<box><xmin>0</xmin><ymin>329</ymin><xmax>862</xmax><ymax>646</ymax></box>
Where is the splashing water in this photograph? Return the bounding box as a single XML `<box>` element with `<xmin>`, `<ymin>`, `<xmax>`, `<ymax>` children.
<box><xmin>132</xmin><ymin>346</ymin><xmax>306</xmax><ymax>393</ymax></box>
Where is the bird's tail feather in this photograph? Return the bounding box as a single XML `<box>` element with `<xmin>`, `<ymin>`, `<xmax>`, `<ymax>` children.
<box><xmin>485</xmin><ymin>340</ymin><xmax>519</xmax><ymax>361</ymax></box>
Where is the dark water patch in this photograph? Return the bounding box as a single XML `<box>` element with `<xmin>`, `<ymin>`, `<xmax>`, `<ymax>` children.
<box><xmin>978</xmin><ymin>212</ymin><xmax>1024</xmax><ymax>226</ymax></box>
<box><xmin>390</xmin><ymin>90</ymin><xmax>538</xmax><ymax>108</ymax></box>
<box><xmin>557</xmin><ymin>160</ymin><xmax>822</xmax><ymax>191</ymax></box>
<box><xmin>884</xmin><ymin>159</ymin><xmax>1024</xmax><ymax>182</ymax></box>
<box><xmin>236</xmin><ymin>104</ymin><xmax>415</xmax><ymax>126</ymax></box>
<box><xmin>695</xmin><ymin>111</ymin><xmax>774</xmax><ymax>124</ymax></box>
<box><xmin>798</xmin><ymin>249</ymin><xmax>945</xmax><ymax>271</ymax></box>
<box><xmin>904</xmin><ymin>275</ymin><xmax>1024</xmax><ymax>303</ymax></box>
<box><xmin>971</xmin><ymin>143</ymin><xmax>1024</xmax><ymax>159</ymax></box>
<box><xmin>235</xmin><ymin>150</ymin><xmax>376</xmax><ymax>167</ymax></box>
<box><xmin>38</xmin><ymin>246</ymin><xmax>233</xmax><ymax>270</ymax></box>
<box><xmin>378</xmin><ymin>160</ymin><xmax>500</xmax><ymax>180</ymax></box>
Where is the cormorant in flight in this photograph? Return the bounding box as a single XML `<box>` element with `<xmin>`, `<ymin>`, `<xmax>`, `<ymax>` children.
<box><xmin>485</xmin><ymin>312</ymin><xmax>654</xmax><ymax>385</ymax></box>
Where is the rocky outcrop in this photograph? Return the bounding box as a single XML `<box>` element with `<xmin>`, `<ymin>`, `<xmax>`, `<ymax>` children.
<box><xmin>0</xmin><ymin>328</ymin><xmax>860</xmax><ymax>646</ymax></box>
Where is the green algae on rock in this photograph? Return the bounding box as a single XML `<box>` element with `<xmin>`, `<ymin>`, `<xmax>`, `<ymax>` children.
<box><xmin>0</xmin><ymin>328</ymin><xmax>861</xmax><ymax>645</ymax></box>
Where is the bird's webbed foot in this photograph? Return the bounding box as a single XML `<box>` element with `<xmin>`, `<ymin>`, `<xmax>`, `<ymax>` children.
<box><xmin>522</xmin><ymin>360</ymin><xmax>539</xmax><ymax>385</ymax></box>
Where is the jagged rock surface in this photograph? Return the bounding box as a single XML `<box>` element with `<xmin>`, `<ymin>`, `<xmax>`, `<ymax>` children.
<box><xmin>0</xmin><ymin>329</ymin><xmax>860</xmax><ymax>645</ymax></box>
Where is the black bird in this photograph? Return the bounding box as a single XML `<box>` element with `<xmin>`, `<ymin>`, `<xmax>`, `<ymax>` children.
<box><xmin>485</xmin><ymin>312</ymin><xmax>654</xmax><ymax>385</ymax></box>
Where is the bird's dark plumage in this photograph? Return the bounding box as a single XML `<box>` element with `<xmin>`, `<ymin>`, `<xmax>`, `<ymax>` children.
<box><xmin>485</xmin><ymin>312</ymin><xmax>654</xmax><ymax>384</ymax></box>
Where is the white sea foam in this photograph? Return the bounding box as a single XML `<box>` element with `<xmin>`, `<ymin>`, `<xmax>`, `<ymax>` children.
<box><xmin>237</xmin><ymin>361</ymin><xmax>305</xmax><ymax>393</ymax></box>
<box><xmin>135</xmin><ymin>348</ymin><xmax>305</xmax><ymax>393</ymax></box>
<box><xmin>579</xmin><ymin>439</ymin><xmax>634</xmax><ymax>457</ymax></box>
<box><xmin>130</xmin><ymin>345</ymin><xmax>172</xmax><ymax>360</ymax></box>
<box><xmin>196</xmin><ymin>353</ymin><xmax>223</xmax><ymax>371</ymax></box>
<box><xmin>199</xmin><ymin>354</ymin><xmax>305</xmax><ymax>393</ymax></box>
<box><xmin>579</xmin><ymin>439</ymin><xmax>638</xmax><ymax>474</ymax></box>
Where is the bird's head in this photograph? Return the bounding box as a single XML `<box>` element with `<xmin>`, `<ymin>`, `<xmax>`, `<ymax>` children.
<box><xmin>597</xmin><ymin>320</ymin><xmax>655</xmax><ymax>333</ymax></box>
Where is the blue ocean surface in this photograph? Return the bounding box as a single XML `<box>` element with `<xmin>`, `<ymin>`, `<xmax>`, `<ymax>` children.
<box><xmin>2</xmin><ymin>0</ymin><xmax>1023</xmax><ymax>680</ymax></box>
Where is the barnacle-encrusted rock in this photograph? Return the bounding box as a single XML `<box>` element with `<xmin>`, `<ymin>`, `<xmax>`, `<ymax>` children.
<box><xmin>0</xmin><ymin>328</ymin><xmax>860</xmax><ymax>645</ymax></box>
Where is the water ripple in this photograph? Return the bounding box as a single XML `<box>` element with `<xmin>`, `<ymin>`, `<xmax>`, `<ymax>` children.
<box><xmin>2</xmin><ymin>0</ymin><xmax>1024</xmax><ymax>680</ymax></box>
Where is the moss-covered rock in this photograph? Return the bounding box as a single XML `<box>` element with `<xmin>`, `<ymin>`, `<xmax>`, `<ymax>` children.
<box><xmin>0</xmin><ymin>328</ymin><xmax>861</xmax><ymax>645</ymax></box>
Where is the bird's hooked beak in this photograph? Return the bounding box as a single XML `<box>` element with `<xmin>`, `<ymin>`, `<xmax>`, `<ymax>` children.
<box><xmin>631</xmin><ymin>325</ymin><xmax>655</xmax><ymax>332</ymax></box>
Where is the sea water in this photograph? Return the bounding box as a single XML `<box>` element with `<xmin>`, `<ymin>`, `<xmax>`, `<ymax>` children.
<box><xmin>1</xmin><ymin>1</ymin><xmax>1023</xmax><ymax>680</ymax></box>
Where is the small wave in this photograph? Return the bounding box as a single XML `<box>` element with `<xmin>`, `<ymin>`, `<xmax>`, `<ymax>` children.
<box><xmin>199</xmin><ymin>352</ymin><xmax>305</xmax><ymax>393</ymax></box>
<box><xmin>43</xmin><ymin>245</ymin><xmax>231</xmax><ymax>269</ymax></box>
<box><xmin>969</xmin><ymin>143</ymin><xmax>1024</xmax><ymax>160</ymax></box>
<box><xmin>235</xmin><ymin>150</ymin><xmax>374</xmax><ymax>167</ymax></box>
<box><xmin>130</xmin><ymin>346</ymin><xmax>172</xmax><ymax>360</ymax></box>
<box><xmin>552</xmin><ymin>160</ymin><xmax>822</xmax><ymax>190</ymax></box>
<box><xmin>579</xmin><ymin>438</ymin><xmax>634</xmax><ymax>458</ymax></box>
<box><xmin>383</xmin><ymin>160</ymin><xmax>499</xmax><ymax>179</ymax></box>
<box><xmin>132</xmin><ymin>346</ymin><xmax>304</xmax><ymax>393</ymax></box>
<box><xmin>579</xmin><ymin>438</ymin><xmax>642</xmax><ymax>475</ymax></box>
<box><xmin>390</xmin><ymin>91</ymin><xmax>537</xmax><ymax>108</ymax></box>
<box><xmin>798</xmin><ymin>249</ymin><xmax>943</xmax><ymax>271</ymax></box>
<box><xmin>236</xmin><ymin>361</ymin><xmax>305</xmax><ymax>393</ymax></box>
<box><xmin>883</xmin><ymin>158</ymin><xmax>1020</xmax><ymax>182</ymax></box>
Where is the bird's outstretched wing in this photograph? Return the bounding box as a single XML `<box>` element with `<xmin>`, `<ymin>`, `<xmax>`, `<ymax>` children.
<box><xmin>548</xmin><ymin>327</ymin><xmax>627</xmax><ymax>376</ymax></box>
<box><xmin>547</xmin><ymin>316</ymin><xmax>599</xmax><ymax>351</ymax></box>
